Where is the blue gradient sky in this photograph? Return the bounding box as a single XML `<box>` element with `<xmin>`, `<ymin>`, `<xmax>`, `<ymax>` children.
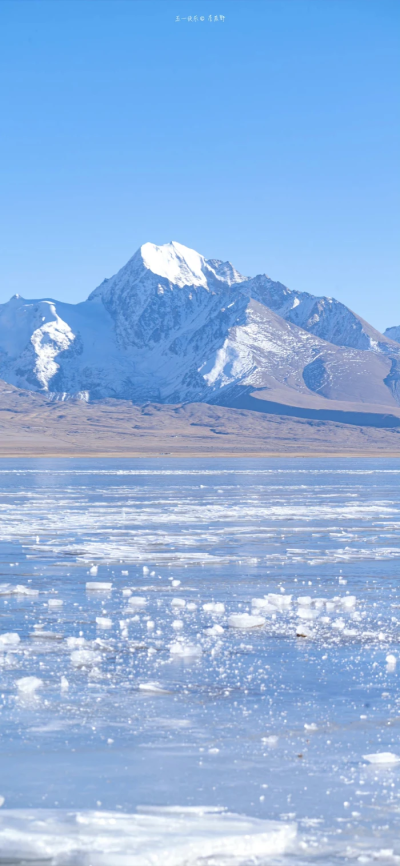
<box><xmin>0</xmin><ymin>0</ymin><xmax>399</xmax><ymax>330</ymax></box>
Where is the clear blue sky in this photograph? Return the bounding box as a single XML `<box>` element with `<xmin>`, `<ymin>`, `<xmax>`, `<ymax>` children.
<box><xmin>0</xmin><ymin>0</ymin><xmax>399</xmax><ymax>331</ymax></box>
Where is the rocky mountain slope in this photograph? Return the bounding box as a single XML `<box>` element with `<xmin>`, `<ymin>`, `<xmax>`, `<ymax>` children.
<box><xmin>0</xmin><ymin>241</ymin><xmax>399</xmax><ymax>416</ymax></box>
<box><xmin>385</xmin><ymin>326</ymin><xmax>400</xmax><ymax>344</ymax></box>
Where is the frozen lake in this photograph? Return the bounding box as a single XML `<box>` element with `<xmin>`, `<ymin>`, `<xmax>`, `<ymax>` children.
<box><xmin>0</xmin><ymin>457</ymin><xmax>400</xmax><ymax>864</ymax></box>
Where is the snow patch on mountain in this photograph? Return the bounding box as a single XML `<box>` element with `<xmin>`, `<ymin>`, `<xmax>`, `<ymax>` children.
<box><xmin>0</xmin><ymin>297</ymin><xmax>76</xmax><ymax>390</ymax></box>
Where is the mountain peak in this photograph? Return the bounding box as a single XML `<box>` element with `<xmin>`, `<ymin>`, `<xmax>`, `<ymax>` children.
<box><xmin>89</xmin><ymin>240</ymin><xmax>227</xmax><ymax>303</ymax></box>
<box><xmin>138</xmin><ymin>241</ymin><xmax>211</xmax><ymax>288</ymax></box>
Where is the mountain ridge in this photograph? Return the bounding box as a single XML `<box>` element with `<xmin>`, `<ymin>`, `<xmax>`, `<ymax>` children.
<box><xmin>0</xmin><ymin>241</ymin><xmax>399</xmax><ymax>417</ymax></box>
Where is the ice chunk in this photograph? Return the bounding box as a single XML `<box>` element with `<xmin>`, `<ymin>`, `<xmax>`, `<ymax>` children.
<box><xmin>203</xmin><ymin>602</ymin><xmax>225</xmax><ymax>613</ymax></box>
<box><xmin>14</xmin><ymin>585</ymin><xmax>39</xmax><ymax>596</ymax></box>
<box><xmin>363</xmin><ymin>752</ymin><xmax>400</xmax><ymax>764</ymax></box>
<box><xmin>146</xmin><ymin>621</ymin><xmax>155</xmax><ymax>631</ymax></box>
<box><xmin>86</xmin><ymin>581</ymin><xmax>112</xmax><ymax>591</ymax></box>
<box><xmin>297</xmin><ymin>607</ymin><xmax>318</xmax><ymax>620</ymax></box>
<box><xmin>60</xmin><ymin>676</ymin><xmax>69</xmax><ymax>691</ymax></box>
<box><xmin>341</xmin><ymin>595</ymin><xmax>357</xmax><ymax>609</ymax></box>
<box><xmin>172</xmin><ymin>620</ymin><xmax>184</xmax><ymax>631</ymax></box>
<box><xmin>66</xmin><ymin>636</ymin><xmax>87</xmax><ymax>649</ymax></box>
<box><xmin>128</xmin><ymin>596</ymin><xmax>147</xmax><ymax>608</ymax></box>
<box><xmin>0</xmin><ymin>807</ymin><xmax>297</xmax><ymax>861</ymax></box>
<box><xmin>296</xmin><ymin>624</ymin><xmax>313</xmax><ymax>638</ymax></box>
<box><xmin>16</xmin><ymin>676</ymin><xmax>43</xmax><ymax>695</ymax></box>
<box><xmin>297</xmin><ymin>596</ymin><xmax>312</xmax><ymax>606</ymax></box>
<box><xmin>171</xmin><ymin>579</ymin><xmax>181</xmax><ymax>587</ymax></box>
<box><xmin>93</xmin><ymin>638</ymin><xmax>113</xmax><ymax>652</ymax></box>
<box><xmin>171</xmin><ymin>598</ymin><xmax>186</xmax><ymax>608</ymax></box>
<box><xmin>252</xmin><ymin>598</ymin><xmax>274</xmax><ymax>611</ymax></box>
<box><xmin>138</xmin><ymin>682</ymin><xmax>169</xmax><ymax>694</ymax></box>
<box><xmin>30</xmin><ymin>631</ymin><xmax>62</xmax><ymax>642</ymax></box>
<box><xmin>48</xmin><ymin>598</ymin><xmax>63</xmax><ymax>608</ymax></box>
<box><xmin>70</xmin><ymin>649</ymin><xmax>101</xmax><ymax>667</ymax></box>
<box><xmin>170</xmin><ymin>642</ymin><xmax>202</xmax><ymax>658</ymax></box>
<box><xmin>96</xmin><ymin>617</ymin><xmax>112</xmax><ymax>629</ymax></box>
<box><xmin>265</xmin><ymin>594</ymin><xmax>292</xmax><ymax>609</ymax></box>
<box><xmin>332</xmin><ymin>618</ymin><xmax>345</xmax><ymax>630</ymax></box>
<box><xmin>386</xmin><ymin>654</ymin><xmax>397</xmax><ymax>666</ymax></box>
<box><xmin>0</xmin><ymin>633</ymin><xmax>20</xmax><ymax>648</ymax></box>
<box><xmin>187</xmin><ymin>602</ymin><xmax>197</xmax><ymax>611</ymax></box>
<box><xmin>142</xmin><ymin>566</ymin><xmax>149</xmax><ymax>575</ymax></box>
<box><xmin>205</xmin><ymin>624</ymin><xmax>225</xmax><ymax>636</ymax></box>
<box><xmin>262</xmin><ymin>735</ymin><xmax>278</xmax><ymax>746</ymax></box>
<box><xmin>89</xmin><ymin>565</ymin><xmax>98</xmax><ymax>576</ymax></box>
<box><xmin>228</xmin><ymin>614</ymin><xmax>265</xmax><ymax>629</ymax></box>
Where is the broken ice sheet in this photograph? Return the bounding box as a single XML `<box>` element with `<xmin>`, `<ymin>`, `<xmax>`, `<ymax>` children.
<box><xmin>0</xmin><ymin>457</ymin><xmax>399</xmax><ymax>863</ymax></box>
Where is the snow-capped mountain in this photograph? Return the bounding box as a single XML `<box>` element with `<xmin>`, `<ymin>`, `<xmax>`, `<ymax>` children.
<box><xmin>385</xmin><ymin>326</ymin><xmax>400</xmax><ymax>345</ymax></box>
<box><xmin>0</xmin><ymin>241</ymin><xmax>399</xmax><ymax>410</ymax></box>
<box><xmin>240</xmin><ymin>275</ymin><xmax>393</xmax><ymax>352</ymax></box>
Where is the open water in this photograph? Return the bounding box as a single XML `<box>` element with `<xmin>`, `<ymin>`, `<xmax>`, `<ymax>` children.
<box><xmin>0</xmin><ymin>457</ymin><xmax>399</xmax><ymax>864</ymax></box>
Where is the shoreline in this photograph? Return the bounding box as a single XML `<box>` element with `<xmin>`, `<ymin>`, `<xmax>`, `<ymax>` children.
<box><xmin>0</xmin><ymin>450</ymin><xmax>400</xmax><ymax>458</ymax></box>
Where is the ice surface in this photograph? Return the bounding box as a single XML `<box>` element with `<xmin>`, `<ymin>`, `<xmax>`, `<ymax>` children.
<box><xmin>0</xmin><ymin>458</ymin><xmax>400</xmax><ymax>864</ymax></box>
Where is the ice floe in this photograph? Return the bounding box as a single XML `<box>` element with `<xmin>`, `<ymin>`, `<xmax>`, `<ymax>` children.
<box><xmin>363</xmin><ymin>753</ymin><xmax>400</xmax><ymax>764</ymax></box>
<box><xmin>0</xmin><ymin>633</ymin><xmax>20</xmax><ymax>647</ymax></box>
<box><xmin>86</xmin><ymin>581</ymin><xmax>112</xmax><ymax>591</ymax></box>
<box><xmin>0</xmin><ymin>808</ymin><xmax>297</xmax><ymax>865</ymax></box>
<box><xmin>228</xmin><ymin>614</ymin><xmax>265</xmax><ymax>629</ymax></box>
<box><xmin>16</xmin><ymin>676</ymin><xmax>43</xmax><ymax>695</ymax></box>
